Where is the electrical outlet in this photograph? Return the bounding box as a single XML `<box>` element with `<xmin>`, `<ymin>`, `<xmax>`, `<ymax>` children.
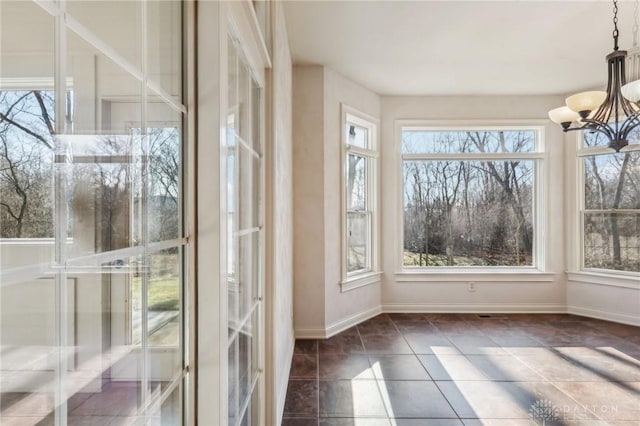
<box><xmin>468</xmin><ymin>281</ymin><xmax>476</xmax><ymax>292</ymax></box>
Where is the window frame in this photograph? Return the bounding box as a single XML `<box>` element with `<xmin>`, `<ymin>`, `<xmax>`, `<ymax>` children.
<box><xmin>576</xmin><ymin>135</ymin><xmax>640</xmax><ymax>276</ymax></box>
<box><xmin>340</xmin><ymin>105</ymin><xmax>381</xmax><ymax>292</ymax></box>
<box><xmin>395</xmin><ymin>120</ymin><xmax>547</xmax><ymax>273</ymax></box>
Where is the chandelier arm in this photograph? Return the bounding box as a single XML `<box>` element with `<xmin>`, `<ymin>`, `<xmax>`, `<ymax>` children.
<box><xmin>620</xmin><ymin>109</ymin><xmax>640</xmax><ymax>138</ymax></box>
<box><xmin>579</xmin><ymin>119</ymin><xmax>617</xmax><ymax>140</ymax></box>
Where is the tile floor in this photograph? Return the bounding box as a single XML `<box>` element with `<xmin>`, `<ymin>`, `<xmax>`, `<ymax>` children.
<box><xmin>282</xmin><ymin>314</ymin><xmax>640</xmax><ymax>426</ymax></box>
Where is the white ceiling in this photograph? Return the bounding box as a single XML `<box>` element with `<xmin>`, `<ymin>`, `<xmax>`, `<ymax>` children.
<box><xmin>284</xmin><ymin>0</ymin><xmax>638</xmax><ymax>96</ymax></box>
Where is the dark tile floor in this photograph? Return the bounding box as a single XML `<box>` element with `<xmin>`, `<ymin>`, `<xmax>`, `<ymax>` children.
<box><xmin>282</xmin><ymin>314</ymin><xmax>640</xmax><ymax>426</ymax></box>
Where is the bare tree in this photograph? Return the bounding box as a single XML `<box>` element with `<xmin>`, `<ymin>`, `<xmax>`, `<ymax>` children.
<box><xmin>0</xmin><ymin>90</ymin><xmax>55</xmax><ymax>238</ymax></box>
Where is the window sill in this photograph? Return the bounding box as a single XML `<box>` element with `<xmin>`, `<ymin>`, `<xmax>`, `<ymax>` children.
<box><xmin>340</xmin><ymin>272</ymin><xmax>383</xmax><ymax>292</ymax></box>
<box><xmin>566</xmin><ymin>271</ymin><xmax>640</xmax><ymax>290</ymax></box>
<box><xmin>395</xmin><ymin>269</ymin><xmax>555</xmax><ymax>283</ymax></box>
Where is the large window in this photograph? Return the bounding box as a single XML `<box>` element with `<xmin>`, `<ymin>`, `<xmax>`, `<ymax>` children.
<box><xmin>0</xmin><ymin>1</ymin><xmax>188</xmax><ymax>425</ymax></box>
<box><xmin>580</xmin><ymin>132</ymin><xmax>640</xmax><ymax>273</ymax></box>
<box><xmin>400</xmin><ymin>125</ymin><xmax>543</xmax><ymax>268</ymax></box>
<box><xmin>342</xmin><ymin>107</ymin><xmax>378</xmax><ymax>286</ymax></box>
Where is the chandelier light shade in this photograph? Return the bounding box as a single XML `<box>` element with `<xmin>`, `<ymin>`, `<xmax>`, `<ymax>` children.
<box><xmin>621</xmin><ymin>45</ymin><xmax>640</xmax><ymax>102</ymax></box>
<box><xmin>548</xmin><ymin>0</ymin><xmax>640</xmax><ymax>152</ymax></box>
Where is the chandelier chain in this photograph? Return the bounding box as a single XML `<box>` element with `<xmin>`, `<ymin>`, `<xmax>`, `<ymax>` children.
<box><xmin>613</xmin><ymin>0</ymin><xmax>619</xmax><ymax>50</ymax></box>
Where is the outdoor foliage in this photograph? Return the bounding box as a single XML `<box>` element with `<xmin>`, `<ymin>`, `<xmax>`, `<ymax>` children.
<box><xmin>0</xmin><ymin>90</ymin><xmax>55</xmax><ymax>238</ymax></box>
<box><xmin>0</xmin><ymin>90</ymin><xmax>180</xmax><ymax>244</ymax></box>
<box><xmin>402</xmin><ymin>130</ymin><xmax>534</xmax><ymax>267</ymax></box>
<box><xmin>583</xmin><ymin>133</ymin><xmax>640</xmax><ymax>272</ymax></box>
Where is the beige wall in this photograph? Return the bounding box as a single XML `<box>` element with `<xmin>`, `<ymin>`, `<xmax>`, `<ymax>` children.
<box><xmin>293</xmin><ymin>65</ymin><xmax>382</xmax><ymax>337</ymax></box>
<box><xmin>380</xmin><ymin>95</ymin><xmax>568</xmax><ymax>311</ymax></box>
<box><xmin>292</xmin><ymin>66</ymin><xmax>327</xmax><ymax>333</ymax></box>
<box><xmin>268</xmin><ymin>2</ymin><xmax>295</xmax><ymax>424</ymax></box>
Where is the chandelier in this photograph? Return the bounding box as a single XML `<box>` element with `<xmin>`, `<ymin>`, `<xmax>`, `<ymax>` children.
<box><xmin>548</xmin><ymin>0</ymin><xmax>640</xmax><ymax>152</ymax></box>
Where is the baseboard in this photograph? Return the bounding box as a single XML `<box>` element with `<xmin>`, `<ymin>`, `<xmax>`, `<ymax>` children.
<box><xmin>294</xmin><ymin>327</ymin><xmax>329</xmax><ymax>339</ymax></box>
<box><xmin>294</xmin><ymin>305</ymin><xmax>383</xmax><ymax>339</ymax></box>
<box><xmin>276</xmin><ymin>333</ymin><xmax>295</xmax><ymax>426</ymax></box>
<box><xmin>568</xmin><ymin>305</ymin><xmax>640</xmax><ymax>327</ymax></box>
<box><xmin>325</xmin><ymin>305</ymin><xmax>382</xmax><ymax>338</ymax></box>
<box><xmin>382</xmin><ymin>303</ymin><xmax>567</xmax><ymax>313</ymax></box>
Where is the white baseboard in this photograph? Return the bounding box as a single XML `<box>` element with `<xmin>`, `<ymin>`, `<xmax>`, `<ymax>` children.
<box><xmin>276</xmin><ymin>333</ymin><xmax>295</xmax><ymax>426</ymax></box>
<box><xmin>382</xmin><ymin>303</ymin><xmax>567</xmax><ymax>313</ymax></box>
<box><xmin>325</xmin><ymin>305</ymin><xmax>382</xmax><ymax>338</ymax></box>
<box><xmin>567</xmin><ymin>305</ymin><xmax>640</xmax><ymax>327</ymax></box>
<box><xmin>294</xmin><ymin>305</ymin><xmax>382</xmax><ymax>339</ymax></box>
<box><xmin>294</xmin><ymin>327</ymin><xmax>329</xmax><ymax>339</ymax></box>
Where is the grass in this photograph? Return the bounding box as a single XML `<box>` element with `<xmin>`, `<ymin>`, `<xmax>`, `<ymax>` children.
<box><xmin>132</xmin><ymin>277</ymin><xmax>180</xmax><ymax>311</ymax></box>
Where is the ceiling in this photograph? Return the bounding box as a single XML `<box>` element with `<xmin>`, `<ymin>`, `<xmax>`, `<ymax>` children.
<box><xmin>283</xmin><ymin>0</ymin><xmax>638</xmax><ymax>96</ymax></box>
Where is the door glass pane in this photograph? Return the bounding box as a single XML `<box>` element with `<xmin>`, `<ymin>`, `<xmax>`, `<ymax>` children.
<box><xmin>0</xmin><ymin>276</ymin><xmax>57</xmax><ymax>424</ymax></box>
<box><xmin>146</xmin><ymin>99</ymin><xmax>182</xmax><ymax>243</ymax></box>
<box><xmin>66</xmin><ymin>1</ymin><xmax>143</xmax><ymax>71</ymax></box>
<box><xmin>239</xmin><ymin>148</ymin><xmax>261</xmax><ymax>229</ymax></box>
<box><xmin>229</xmin><ymin>232</ymin><xmax>259</xmax><ymax>337</ymax></box>
<box><xmin>0</xmin><ymin>1</ymin><xmax>56</xmax><ymax>242</ymax></box>
<box><xmin>66</xmin><ymin>260</ymin><xmax>144</xmax><ymax>423</ymax></box>
<box><xmin>148</xmin><ymin>247</ymin><xmax>182</xmax><ymax>386</ymax></box>
<box><xmin>65</xmin><ymin>134</ymin><xmax>140</xmax><ymax>259</ymax></box>
<box><xmin>228</xmin><ymin>338</ymin><xmax>239</xmax><ymax>425</ymax></box>
<box><xmin>147</xmin><ymin>0</ymin><xmax>182</xmax><ymax>99</ymax></box>
<box><xmin>65</xmin><ymin>29</ymin><xmax>143</xmax><ymax>259</ymax></box>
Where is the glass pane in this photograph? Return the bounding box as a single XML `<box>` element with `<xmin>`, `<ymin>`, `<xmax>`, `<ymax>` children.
<box><xmin>67</xmin><ymin>30</ymin><xmax>142</xmax><ymax>135</ymax></box>
<box><xmin>346</xmin><ymin>123</ymin><xmax>368</xmax><ymax>149</ymax></box>
<box><xmin>238</xmin><ymin>61</ymin><xmax>251</xmax><ymax>150</ymax></box>
<box><xmin>66</xmin><ymin>1</ymin><xmax>143</xmax><ymax>70</ymax></box>
<box><xmin>584</xmin><ymin>152</ymin><xmax>640</xmax><ymax>210</ymax></box>
<box><xmin>402</xmin><ymin>130</ymin><xmax>536</xmax><ymax>154</ymax></box>
<box><xmin>147</xmin><ymin>0</ymin><xmax>182</xmax><ymax>100</ymax></box>
<box><xmin>251</xmin><ymin>79</ymin><xmax>262</xmax><ymax>155</ymax></box>
<box><xmin>65</xmin><ymin>134</ymin><xmax>139</xmax><ymax>259</ymax></box>
<box><xmin>147</xmin><ymin>99</ymin><xmax>182</xmax><ymax>243</ymax></box>
<box><xmin>64</xmin><ymin>29</ymin><xmax>143</xmax><ymax>258</ymax></box>
<box><xmin>148</xmin><ymin>248</ymin><xmax>181</xmax><ymax>349</ymax></box>
<box><xmin>584</xmin><ymin>213</ymin><xmax>640</xmax><ymax>272</ymax></box>
<box><xmin>0</xmin><ymin>1</ymin><xmax>56</xmax><ymax>241</ymax></box>
<box><xmin>239</xmin><ymin>147</ymin><xmax>261</xmax><ymax>230</ymax></box>
<box><xmin>228</xmin><ymin>338</ymin><xmax>239</xmax><ymax>425</ymax></box>
<box><xmin>67</xmin><ymin>260</ymin><xmax>144</xmax><ymax>423</ymax></box>
<box><xmin>0</xmin><ymin>276</ymin><xmax>57</xmax><ymax>424</ymax></box>
<box><xmin>0</xmin><ymin>90</ymin><xmax>55</xmax><ymax>239</ymax></box>
<box><xmin>147</xmin><ymin>384</ymin><xmax>182</xmax><ymax>426</ymax></box>
<box><xmin>229</xmin><ymin>232</ymin><xmax>260</xmax><ymax>336</ymax></box>
<box><xmin>346</xmin><ymin>154</ymin><xmax>367</xmax><ymax>211</ymax></box>
<box><xmin>347</xmin><ymin>212</ymin><xmax>369</xmax><ymax>273</ymax></box>
<box><xmin>236</xmin><ymin>307</ymin><xmax>260</xmax><ymax>426</ymax></box>
<box><xmin>403</xmin><ymin>160</ymin><xmax>535</xmax><ymax>267</ymax></box>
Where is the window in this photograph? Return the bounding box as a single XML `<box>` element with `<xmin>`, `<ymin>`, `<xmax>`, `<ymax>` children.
<box><xmin>580</xmin><ymin>132</ymin><xmax>640</xmax><ymax>273</ymax></box>
<box><xmin>342</xmin><ymin>106</ymin><xmax>378</xmax><ymax>288</ymax></box>
<box><xmin>400</xmin><ymin>125</ymin><xmax>543</xmax><ymax>268</ymax></box>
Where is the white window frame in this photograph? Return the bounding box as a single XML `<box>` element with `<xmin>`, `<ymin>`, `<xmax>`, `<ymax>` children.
<box><xmin>340</xmin><ymin>105</ymin><xmax>381</xmax><ymax>292</ymax></box>
<box><xmin>576</xmin><ymin>134</ymin><xmax>640</xmax><ymax>278</ymax></box>
<box><xmin>396</xmin><ymin>120</ymin><xmax>548</xmax><ymax>275</ymax></box>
